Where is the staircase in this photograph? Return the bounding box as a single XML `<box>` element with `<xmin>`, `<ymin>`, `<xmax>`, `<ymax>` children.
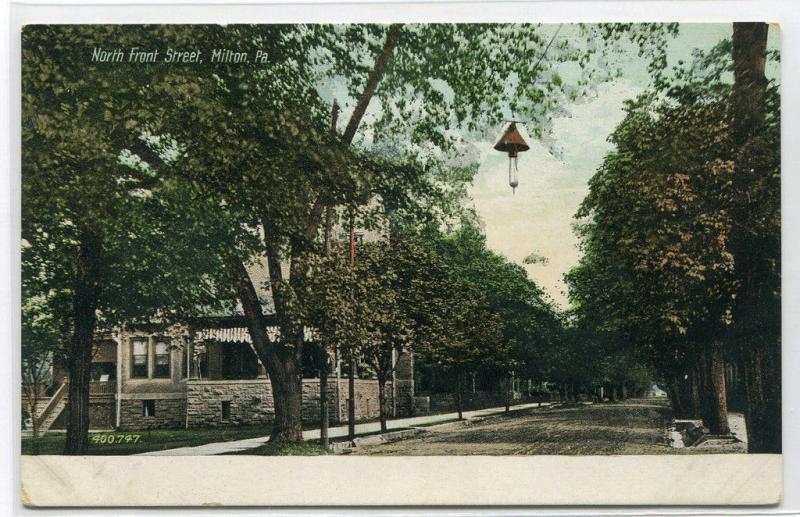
<box><xmin>33</xmin><ymin>382</ymin><xmax>68</xmax><ymax>433</ymax></box>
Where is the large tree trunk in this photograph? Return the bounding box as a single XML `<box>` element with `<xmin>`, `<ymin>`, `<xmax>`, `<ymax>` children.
<box><xmin>730</xmin><ymin>22</ymin><xmax>781</xmax><ymax>453</ymax></box>
<box><xmin>348</xmin><ymin>358</ymin><xmax>356</xmax><ymax>439</ymax></box>
<box><xmin>319</xmin><ymin>356</ymin><xmax>329</xmax><ymax>448</ymax></box>
<box><xmin>456</xmin><ymin>371</ymin><xmax>464</xmax><ymax>420</ymax></box>
<box><xmin>505</xmin><ymin>374</ymin><xmax>512</xmax><ymax>412</ymax></box>
<box><xmin>63</xmin><ymin>228</ymin><xmax>101</xmax><ymax>455</ymax></box>
<box><xmin>690</xmin><ymin>366</ymin><xmax>702</xmax><ymax>419</ymax></box>
<box><xmin>739</xmin><ymin>344</ymin><xmax>780</xmax><ymax>452</ymax></box>
<box><xmin>266</xmin><ymin>344</ymin><xmax>304</xmax><ymax>443</ymax></box>
<box><xmin>700</xmin><ymin>341</ymin><xmax>731</xmax><ymax>435</ymax></box>
<box><xmin>667</xmin><ymin>378</ymin><xmax>683</xmax><ymax>416</ymax></box>
<box><xmin>232</xmin><ymin>24</ymin><xmax>404</xmax><ymax>446</ymax></box>
<box><xmin>377</xmin><ymin>372</ymin><xmax>388</xmax><ymax>433</ymax></box>
<box><xmin>231</xmin><ymin>255</ymin><xmax>303</xmax><ymax>443</ymax></box>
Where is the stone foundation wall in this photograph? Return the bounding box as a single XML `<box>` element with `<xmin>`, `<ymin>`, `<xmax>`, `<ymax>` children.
<box><xmin>394</xmin><ymin>379</ymin><xmax>414</xmax><ymax>418</ymax></box>
<box><xmin>185</xmin><ymin>378</ymin><xmax>393</xmax><ymax>428</ymax></box>
<box><xmin>119</xmin><ymin>397</ymin><xmax>186</xmax><ymax>430</ymax></box>
<box><xmin>50</xmin><ymin>396</ymin><xmax>116</xmax><ymax>430</ymax></box>
<box><xmin>301</xmin><ymin>380</ymin><xmax>339</xmax><ymax>424</ymax></box>
<box><xmin>88</xmin><ymin>398</ymin><xmax>115</xmax><ymax>429</ymax></box>
<box><xmin>413</xmin><ymin>395</ymin><xmax>431</xmax><ymax>416</ymax></box>
<box><xmin>335</xmin><ymin>379</ymin><xmax>393</xmax><ymax>423</ymax></box>
<box><xmin>105</xmin><ymin>377</ymin><xmax>404</xmax><ymax>430</ymax></box>
<box><xmin>393</xmin><ymin>353</ymin><xmax>415</xmax><ymax>417</ymax></box>
<box><xmin>424</xmin><ymin>390</ymin><xmax>507</xmax><ymax>414</ymax></box>
<box><xmin>187</xmin><ymin>379</ymin><xmax>274</xmax><ymax>428</ymax></box>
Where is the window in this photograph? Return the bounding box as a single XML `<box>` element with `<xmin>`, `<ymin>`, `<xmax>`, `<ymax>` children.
<box><xmin>90</xmin><ymin>362</ymin><xmax>115</xmax><ymax>382</ymax></box>
<box><xmin>142</xmin><ymin>400</ymin><xmax>156</xmax><ymax>417</ymax></box>
<box><xmin>131</xmin><ymin>339</ymin><xmax>148</xmax><ymax>378</ymax></box>
<box><xmin>181</xmin><ymin>349</ymin><xmax>188</xmax><ymax>379</ymax></box>
<box><xmin>221</xmin><ymin>400</ymin><xmax>231</xmax><ymax>420</ymax></box>
<box><xmin>154</xmin><ymin>341</ymin><xmax>171</xmax><ymax>378</ymax></box>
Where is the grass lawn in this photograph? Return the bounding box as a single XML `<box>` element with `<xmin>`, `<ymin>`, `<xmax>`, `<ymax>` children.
<box><xmin>223</xmin><ymin>427</ymin><xmax>418</xmax><ymax>455</ymax></box>
<box><xmin>21</xmin><ymin>425</ymin><xmax>271</xmax><ymax>455</ymax></box>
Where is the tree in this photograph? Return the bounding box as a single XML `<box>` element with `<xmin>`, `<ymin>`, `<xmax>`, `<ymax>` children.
<box><xmin>299</xmin><ymin>235</ymin><xmax>371</xmax><ymax>444</ymax></box>
<box><xmin>21</xmin><ymin>296</ymin><xmax>62</xmax><ymax>453</ymax></box>
<box><xmin>433</xmin><ymin>222</ymin><xmax>563</xmax><ymax>394</ymax></box>
<box><xmin>353</xmin><ymin>239</ymin><xmax>440</xmax><ymax>431</ymax></box>
<box><xmin>567</xmin><ymin>33</ymin><xmax>780</xmax><ymax>441</ymax></box>
<box><xmin>22</xmin><ymin>26</ymin><xmax>241</xmax><ymax>452</ymax></box>
<box><xmin>567</xmin><ymin>87</ymin><xmax>738</xmax><ymax>433</ymax></box>
<box><xmin>416</xmin><ymin>279</ymin><xmax>506</xmax><ymax>420</ymax></box>
<box><xmin>729</xmin><ymin>22</ymin><xmax>781</xmax><ymax>453</ymax></box>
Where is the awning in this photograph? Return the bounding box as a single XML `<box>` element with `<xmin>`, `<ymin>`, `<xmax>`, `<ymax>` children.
<box><xmin>195</xmin><ymin>326</ymin><xmax>318</xmax><ymax>344</ymax></box>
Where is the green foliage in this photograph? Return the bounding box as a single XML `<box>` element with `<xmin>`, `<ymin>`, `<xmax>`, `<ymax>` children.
<box><xmin>22</xmin><ymin>26</ymin><xmax>239</xmax><ymax>345</ymax></box>
<box><xmin>566</xmin><ymin>39</ymin><xmax>780</xmax><ymax>384</ymax></box>
<box><xmin>21</xmin><ymin>426</ymin><xmax>274</xmax><ymax>455</ymax></box>
<box><xmin>342</xmin><ymin>23</ymin><xmax>678</xmax><ymax>154</ymax></box>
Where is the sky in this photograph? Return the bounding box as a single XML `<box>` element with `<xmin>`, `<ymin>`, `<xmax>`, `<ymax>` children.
<box><xmin>467</xmin><ymin>23</ymin><xmax>781</xmax><ymax>308</ymax></box>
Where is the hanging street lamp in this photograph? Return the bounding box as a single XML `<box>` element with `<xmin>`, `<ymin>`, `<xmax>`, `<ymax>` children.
<box><xmin>494</xmin><ymin>121</ymin><xmax>530</xmax><ymax>194</ymax></box>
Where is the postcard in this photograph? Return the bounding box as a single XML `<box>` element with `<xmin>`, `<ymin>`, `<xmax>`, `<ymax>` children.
<box><xmin>18</xmin><ymin>18</ymin><xmax>782</xmax><ymax>507</ymax></box>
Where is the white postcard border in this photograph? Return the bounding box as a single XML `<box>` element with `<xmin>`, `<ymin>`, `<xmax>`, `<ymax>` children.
<box><xmin>5</xmin><ymin>0</ymin><xmax>800</xmax><ymax>513</ymax></box>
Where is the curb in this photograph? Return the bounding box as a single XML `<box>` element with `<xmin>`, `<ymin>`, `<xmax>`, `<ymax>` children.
<box><xmin>330</xmin><ymin>428</ymin><xmax>429</xmax><ymax>454</ymax></box>
<box><xmin>353</xmin><ymin>427</ymin><xmax>427</xmax><ymax>447</ymax></box>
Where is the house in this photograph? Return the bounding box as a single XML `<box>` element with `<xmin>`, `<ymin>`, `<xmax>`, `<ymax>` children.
<box><xmin>30</xmin><ymin>227</ymin><xmax>418</xmax><ymax>432</ymax></box>
<box><xmin>34</xmin><ymin>315</ymin><xmax>415</xmax><ymax>432</ymax></box>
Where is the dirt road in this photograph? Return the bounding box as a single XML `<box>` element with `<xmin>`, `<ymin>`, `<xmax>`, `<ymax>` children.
<box><xmin>353</xmin><ymin>398</ymin><xmax>690</xmax><ymax>455</ymax></box>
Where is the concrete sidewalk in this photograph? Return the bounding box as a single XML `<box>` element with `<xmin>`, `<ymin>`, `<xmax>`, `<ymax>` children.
<box><xmin>138</xmin><ymin>401</ymin><xmax>548</xmax><ymax>456</ymax></box>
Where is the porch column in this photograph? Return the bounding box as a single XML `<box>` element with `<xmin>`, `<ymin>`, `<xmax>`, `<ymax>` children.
<box><xmin>147</xmin><ymin>335</ymin><xmax>156</xmax><ymax>378</ymax></box>
<box><xmin>391</xmin><ymin>348</ymin><xmax>397</xmax><ymax>417</ymax></box>
<box><xmin>186</xmin><ymin>339</ymin><xmax>192</xmax><ymax>379</ymax></box>
<box><xmin>335</xmin><ymin>345</ymin><xmax>342</xmax><ymax>423</ymax></box>
<box><xmin>114</xmin><ymin>330</ymin><xmax>122</xmax><ymax>429</ymax></box>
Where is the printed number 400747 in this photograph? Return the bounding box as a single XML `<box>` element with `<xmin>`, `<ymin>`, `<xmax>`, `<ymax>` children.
<box><xmin>91</xmin><ymin>434</ymin><xmax>141</xmax><ymax>444</ymax></box>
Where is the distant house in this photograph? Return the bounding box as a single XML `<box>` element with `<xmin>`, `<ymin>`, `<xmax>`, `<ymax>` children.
<box><xmin>644</xmin><ymin>384</ymin><xmax>667</xmax><ymax>398</ymax></box>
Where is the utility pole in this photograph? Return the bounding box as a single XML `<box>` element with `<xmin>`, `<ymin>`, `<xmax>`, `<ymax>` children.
<box><xmin>319</xmin><ymin>99</ymin><xmax>339</xmax><ymax>450</ymax></box>
<box><xmin>347</xmin><ymin>206</ymin><xmax>357</xmax><ymax>440</ymax></box>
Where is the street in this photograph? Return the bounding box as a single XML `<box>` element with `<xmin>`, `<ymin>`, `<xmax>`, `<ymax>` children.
<box><xmin>353</xmin><ymin>398</ymin><xmax>694</xmax><ymax>455</ymax></box>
